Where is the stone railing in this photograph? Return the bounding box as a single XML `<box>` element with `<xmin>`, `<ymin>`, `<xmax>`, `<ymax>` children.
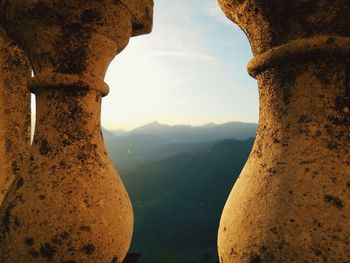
<box><xmin>218</xmin><ymin>0</ymin><xmax>350</xmax><ymax>262</ymax></box>
<box><xmin>0</xmin><ymin>1</ymin><xmax>349</xmax><ymax>262</ymax></box>
<box><xmin>0</xmin><ymin>0</ymin><xmax>153</xmax><ymax>262</ymax></box>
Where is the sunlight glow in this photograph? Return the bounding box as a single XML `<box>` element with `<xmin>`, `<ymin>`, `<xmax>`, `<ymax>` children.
<box><xmin>102</xmin><ymin>0</ymin><xmax>258</xmax><ymax>130</ymax></box>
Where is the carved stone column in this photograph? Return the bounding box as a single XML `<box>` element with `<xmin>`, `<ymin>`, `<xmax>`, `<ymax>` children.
<box><xmin>0</xmin><ymin>27</ymin><xmax>31</xmax><ymax>205</ymax></box>
<box><xmin>0</xmin><ymin>1</ymin><xmax>153</xmax><ymax>262</ymax></box>
<box><xmin>218</xmin><ymin>1</ymin><xmax>350</xmax><ymax>262</ymax></box>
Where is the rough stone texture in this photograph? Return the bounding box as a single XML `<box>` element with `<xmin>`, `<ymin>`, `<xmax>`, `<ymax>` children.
<box><xmin>218</xmin><ymin>0</ymin><xmax>350</xmax><ymax>55</ymax></box>
<box><xmin>0</xmin><ymin>26</ymin><xmax>31</xmax><ymax>205</ymax></box>
<box><xmin>1</xmin><ymin>88</ymin><xmax>133</xmax><ymax>263</ymax></box>
<box><xmin>0</xmin><ymin>0</ymin><xmax>153</xmax><ymax>262</ymax></box>
<box><xmin>218</xmin><ymin>1</ymin><xmax>350</xmax><ymax>262</ymax></box>
<box><xmin>0</xmin><ymin>0</ymin><xmax>153</xmax><ymax>95</ymax></box>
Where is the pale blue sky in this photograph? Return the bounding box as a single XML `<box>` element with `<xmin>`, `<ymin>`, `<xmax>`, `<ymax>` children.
<box><xmin>103</xmin><ymin>0</ymin><xmax>258</xmax><ymax>130</ymax></box>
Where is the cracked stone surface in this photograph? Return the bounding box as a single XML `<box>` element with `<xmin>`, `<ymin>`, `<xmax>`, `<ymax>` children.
<box><xmin>0</xmin><ymin>26</ymin><xmax>31</xmax><ymax>205</ymax></box>
<box><xmin>0</xmin><ymin>0</ymin><xmax>153</xmax><ymax>262</ymax></box>
<box><xmin>218</xmin><ymin>1</ymin><xmax>350</xmax><ymax>262</ymax></box>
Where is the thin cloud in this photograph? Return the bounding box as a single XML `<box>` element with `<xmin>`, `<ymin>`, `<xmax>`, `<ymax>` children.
<box><xmin>148</xmin><ymin>50</ymin><xmax>219</xmax><ymax>64</ymax></box>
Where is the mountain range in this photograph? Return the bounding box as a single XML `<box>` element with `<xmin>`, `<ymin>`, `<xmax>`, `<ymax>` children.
<box><xmin>122</xmin><ymin>138</ymin><xmax>255</xmax><ymax>253</ymax></box>
<box><xmin>105</xmin><ymin>121</ymin><xmax>257</xmax><ymax>142</ymax></box>
<box><xmin>103</xmin><ymin>121</ymin><xmax>257</xmax><ymax>172</ymax></box>
<box><xmin>103</xmin><ymin>121</ymin><xmax>257</xmax><ymax>262</ymax></box>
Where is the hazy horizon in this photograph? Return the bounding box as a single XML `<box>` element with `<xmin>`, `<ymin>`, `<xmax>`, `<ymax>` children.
<box><xmin>103</xmin><ymin>119</ymin><xmax>258</xmax><ymax>132</ymax></box>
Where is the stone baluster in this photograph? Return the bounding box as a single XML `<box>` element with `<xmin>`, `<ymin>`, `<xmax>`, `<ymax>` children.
<box><xmin>0</xmin><ymin>1</ymin><xmax>153</xmax><ymax>262</ymax></box>
<box><xmin>0</xmin><ymin>26</ymin><xmax>31</xmax><ymax>205</ymax></box>
<box><xmin>217</xmin><ymin>1</ymin><xmax>350</xmax><ymax>262</ymax></box>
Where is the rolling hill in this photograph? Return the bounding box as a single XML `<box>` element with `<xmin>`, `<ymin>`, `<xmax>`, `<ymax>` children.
<box><xmin>119</xmin><ymin>138</ymin><xmax>255</xmax><ymax>252</ymax></box>
<box><xmin>130</xmin><ymin>121</ymin><xmax>257</xmax><ymax>142</ymax></box>
<box><xmin>103</xmin><ymin>122</ymin><xmax>256</xmax><ymax>262</ymax></box>
<box><xmin>103</xmin><ymin>121</ymin><xmax>257</xmax><ymax>171</ymax></box>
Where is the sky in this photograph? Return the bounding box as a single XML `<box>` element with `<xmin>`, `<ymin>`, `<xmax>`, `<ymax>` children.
<box><xmin>91</xmin><ymin>0</ymin><xmax>260</xmax><ymax>130</ymax></box>
<box><xmin>102</xmin><ymin>0</ymin><xmax>258</xmax><ymax>131</ymax></box>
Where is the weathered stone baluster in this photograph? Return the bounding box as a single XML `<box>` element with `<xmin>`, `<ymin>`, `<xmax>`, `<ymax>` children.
<box><xmin>0</xmin><ymin>1</ymin><xmax>153</xmax><ymax>262</ymax></box>
<box><xmin>0</xmin><ymin>26</ymin><xmax>31</xmax><ymax>205</ymax></box>
<box><xmin>218</xmin><ymin>1</ymin><xmax>350</xmax><ymax>262</ymax></box>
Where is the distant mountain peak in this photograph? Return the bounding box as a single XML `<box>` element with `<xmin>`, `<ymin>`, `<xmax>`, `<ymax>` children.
<box><xmin>202</xmin><ymin>122</ymin><xmax>217</xmax><ymax>127</ymax></box>
<box><xmin>148</xmin><ymin>121</ymin><xmax>161</xmax><ymax>126</ymax></box>
<box><xmin>134</xmin><ymin>121</ymin><xmax>169</xmax><ymax>130</ymax></box>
